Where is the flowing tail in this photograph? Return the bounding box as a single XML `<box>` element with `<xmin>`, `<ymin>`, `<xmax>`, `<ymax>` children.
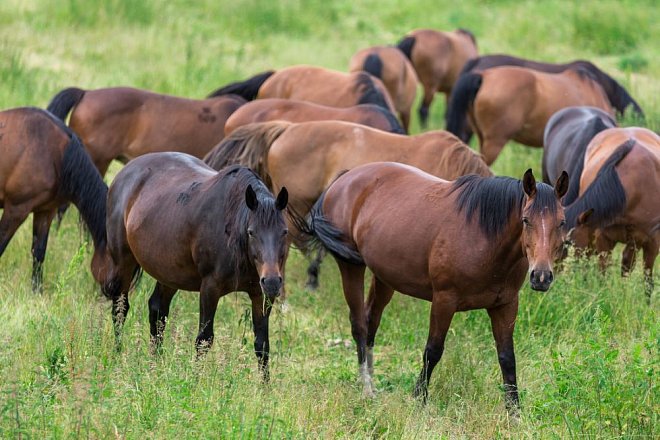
<box><xmin>47</xmin><ymin>87</ymin><xmax>86</xmax><ymax>121</ymax></box>
<box><xmin>204</xmin><ymin>121</ymin><xmax>291</xmax><ymax>187</ymax></box>
<box><xmin>445</xmin><ymin>72</ymin><xmax>482</xmax><ymax>142</ymax></box>
<box><xmin>207</xmin><ymin>71</ymin><xmax>275</xmax><ymax>100</ymax></box>
<box><xmin>396</xmin><ymin>36</ymin><xmax>416</xmax><ymax>61</ymax></box>
<box><xmin>363</xmin><ymin>53</ymin><xmax>383</xmax><ymax>79</ymax></box>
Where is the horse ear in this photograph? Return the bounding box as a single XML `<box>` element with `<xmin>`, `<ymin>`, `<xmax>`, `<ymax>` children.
<box><xmin>577</xmin><ymin>208</ymin><xmax>594</xmax><ymax>226</ymax></box>
<box><xmin>522</xmin><ymin>168</ymin><xmax>537</xmax><ymax>198</ymax></box>
<box><xmin>275</xmin><ymin>187</ymin><xmax>288</xmax><ymax>211</ymax></box>
<box><xmin>245</xmin><ymin>185</ymin><xmax>258</xmax><ymax>211</ymax></box>
<box><xmin>555</xmin><ymin>171</ymin><xmax>569</xmax><ymax>199</ymax></box>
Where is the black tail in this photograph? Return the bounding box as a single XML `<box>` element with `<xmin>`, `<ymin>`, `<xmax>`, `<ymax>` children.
<box><xmin>47</xmin><ymin>87</ymin><xmax>86</xmax><ymax>122</ymax></box>
<box><xmin>459</xmin><ymin>57</ymin><xmax>481</xmax><ymax>77</ymax></box>
<box><xmin>207</xmin><ymin>71</ymin><xmax>275</xmax><ymax>100</ymax></box>
<box><xmin>396</xmin><ymin>36</ymin><xmax>416</xmax><ymax>61</ymax></box>
<box><xmin>577</xmin><ymin>62</ymin><xmax>644</xmax><ymax>119</ymax></box>
<box><xmin>363</xmin><ymin>53</ymin><xmax>383</xmax><ymax>79</ymax></box>
<box><xmin>445</xmin><ymin>72</ymin><xmax>482</xmax><ymax>140</ymax></box>
<box><xmin>355</xmin><ymin>72</ymin><xmax>392</xmax><ymax>111</ymax></box>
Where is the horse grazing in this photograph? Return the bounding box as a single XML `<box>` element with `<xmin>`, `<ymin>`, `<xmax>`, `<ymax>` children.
<box><xmin>397</xmin><ymin>28</ymin><xmax>478</xmax><ymax>128</ymax></box>
<box><xmin>565</xmin><ymin>128</ymin><xmax>659</xmax><ymax>299</ymax></box>
<box><xmin>0</xmin><ymin>107</ymin><xmax>108</xmax><ymax>292</ymax></box>
<box><xmin>205</xmin><ymin>120</ymin><xmax>491</xmax><ymax>289</ymax></box>
<box><xmin>446</xmin><ymin>66</ymin><xmax>614</xmax><ymax>165</ymax></box>
<box><xmin>224</xmin><ymin>98</ymin><xmax>403</xmax><ymax>136</ymax></box>
<box><xmin>303</xmin><ymin>162</ymin><xmax>567</xmax><ymax>413</ymax></box>
<box><xmin>102</xmin><ymin>153</ymin><xmax>288</xmax><ymax>379</ymax></box>
<box><xmin>47</xmin><ymin>86</ymin><xmax>246</xmax><ymax>176</ymax></box>
<box><xmin>543</xmin><ymin>106</ymin><xmax>617</xmax><ymax>205</ymax></box>
<box><xmin>208</xmin><ymin>65</ymin><xmax>396</xmax><ymax>115</ymax></box>
<box><xmin>349</xmin><ymin>46</ymin><xmax>418</xmax><ymax>132</ymax></box>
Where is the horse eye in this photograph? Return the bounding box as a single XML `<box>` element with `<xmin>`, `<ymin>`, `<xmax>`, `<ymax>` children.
<box><xmin>282</xmin><ymin>230</ymin><xmax>288</xmax><ymax>236</ymax></box>
<box><xmin>247</xmin><ymin>229</ymin><xmax>254</xmax><ymax>237</ymax></box>
<box><xmin>522</xmin><ymin>218</ymin><xmax>530</xmax><ymax>226</ymax></box>
<box><xmin>559</xmin><ymin>220</ymin><xmax>566</xmax><ymax>228</ymax></box>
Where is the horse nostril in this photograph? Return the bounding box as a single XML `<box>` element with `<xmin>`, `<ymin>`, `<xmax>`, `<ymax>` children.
<box><xmin>530</xmin><ymin>270</ymin><xmax>536</xmax><ymax>282</ymax></box>
<box><xmin>260</xmin><ymin>277</ymin><xmax>266</xmax><ymax>285</ymax></box>
<box><xmin>547</xmin><ymin>271</ymin><xmax>554</xmax><ymax>284</ymax></box>
<box><xmin>277</xmin><ymin>276</ymin><xmax>283</xmax><ymax>284</ymax></box>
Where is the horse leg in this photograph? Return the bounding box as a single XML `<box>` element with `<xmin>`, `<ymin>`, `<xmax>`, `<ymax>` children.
<box><xmin>0</xmin><ymin>204</ymin><xmax>31</xmax><ymax>258</ymax></box>
<box><xmin>642</xmin><ymin>241</ymin><xmax>657</xmax><ymax>302</ymax></box>
<box><xmin>111</xmin><ymin>290</ymin><xmax>131</xmax><ymax>350</ymax></box>
<box><xmin>595</xmin><ymin>234</ymin><xmax>615</xmax><ymax>274</ymax></box>
<box><xmin>621</xmin><ymin>241</ymin><xmax>637</xmax><ymax>277</ymax></box>
<box><xmin>413</xmin><ymin>293</ymin><xmax>455</xmax><ymax>402</ymax></box>
<box><xmin>480</xmin><ymin>137</ymin><xmax>509</xmax><ymax>166</ymax></box>
<box><xmin>305</xmin><ymin>247</ymin><xmax>325</xmax><ymax>291</ymax></box>
<box><xmin>195</xmin><ymin>280</ymin><xmax>223</xmax><ymax>356</ymax></box>
<box><xmin>249</xmin><ymin>290</ymin><xmax>273</xmax><ymax>382</ymax></box>
<box><xmin>148</xmin><ymin>282</ymin><xmax>178</xmax><ymax>351</ymax></box>
<box><xmin>418</xmin><ymin>85</ymin><xmax>435</xmax><ymax>129</ymax></box>
<box><xmin>400</xmin><ymin>110</ymin><xmax>411</xmax><ymax>134</ymax></box>
<box><xmin>31</xmin><ymin>210</ymin><xmax>55</xmax><ymax>293</ymax></box>
<box><xmin>487</xmin><ymin>298</ymin><xmax>520</xmax><ymax>417</ymax></box>
<box><xmin>365</xmin><ymin>275</ymin><xmax>395</xmax><ymax>377</ymax></box>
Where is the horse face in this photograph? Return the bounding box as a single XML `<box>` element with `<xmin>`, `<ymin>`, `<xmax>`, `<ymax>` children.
<box><xmin>245</xmin><ymin>186</ymin><xmax>289</xmax><ymax>298</ymax></box>
<box><xmin>520</xmin><ymin>170</ymin><xmax>568</xmax><ymax>291</ymax></box>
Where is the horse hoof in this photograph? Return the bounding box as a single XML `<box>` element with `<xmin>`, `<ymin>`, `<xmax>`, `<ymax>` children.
<box><xmin>363</xmin><ymin>386</ymin><xmax>376</xmax><ymax>399</ymax></box>
<box><xmin>305</xmin><ymin>281</ymin><xmax>319</xmax><ymax>292</ymax></box>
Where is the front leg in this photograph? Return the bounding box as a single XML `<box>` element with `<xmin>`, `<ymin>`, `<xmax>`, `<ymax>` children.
<box><xmin>31</xmin><ymin>210</ymin><xmax>55</xmax><ymax>293</ymax></box>
<box><xmin>196</xmin><ymin>279</ymin><xmax>223</xmax><ymax>356</ymax></box>
<box><xmin>487</xmin><ymin>297</ymin><xmax>520</xmax><ymax>417</ymax></box>
<box><xmin>642</xmin><ymin>241</ymin><xmax>657</xmax><ymax>302</ymax></box>
<box><xmin>249</xmin><ymin>290</ymin><xmax>273</xmax><ymax>382</ymax></box>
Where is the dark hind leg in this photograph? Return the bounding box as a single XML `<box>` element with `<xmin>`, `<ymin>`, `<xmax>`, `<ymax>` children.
<box><xmin>418</xmin><ymin>85</ymin><xmax>436</xmax><ymax>129</ymax></box>
<box><xmin>305</xmin><ymin>247</ymin><xmax>326</xmax><ymax>291</ymax></box>
<box><xmin>103</xmin><ymin>256</ymin><xmax>139</xmax><ymax>350</ymax></box>
<box><xmin>0</xmin><ymin>203</ymin><xmax>31</xmax><ymax>263</ymax></box>
<box><xmin>480</xmin><ymin>136</ymin><xmax>510</xmax><ymax>167</ymax></box>
<box><xmin>621</xmin><ymin>241</ymin><xmax>637</xmax><ymax>277</ymax></box>
<box><xmin>195</xmin><ymin>279</ymin><xmax>223</xmax><ymax>356</ymax></box>
<box><xmin>413</xmin><ymin>293</ymin><xmax>455</xmax><ymax>402</ymax></box>
<box><xmin>148</xmin><ymin>282</ymin><xmax>178</xmax><ymax>351</ymax></box>
<box><xmin>365</xmin><ymin>275</ymin><xmax>395</xmax><ymax>377</ymax></box>
<box><xmin>642</xmin><ymin>241</ymin><xmax>658</xmax><ymax>302</ymax></box>
<box><xmin>31</xmin><ymin>210</ymin><xmax>56</xmax><ymax>293</ymax></box>
<box><xmin>249</xmin><ymin>289</ymin><xmax>273</xmax><ymax>382</ymax></box>
<box><xmin>488</xmin><ymin>298</ymin><xmax>520</xmax><ymax>417</ymax></box>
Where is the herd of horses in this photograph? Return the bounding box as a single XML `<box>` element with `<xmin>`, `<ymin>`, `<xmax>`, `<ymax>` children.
<box><xmin>0</xmin><ymin>27</ymin><xmax>657</xmax><ymax>416</ymax></box>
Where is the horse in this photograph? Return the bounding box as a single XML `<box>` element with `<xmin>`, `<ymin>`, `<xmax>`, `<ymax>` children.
<box><xmin>47</xmin><ymin>86</ymin><xmax>247</xmax><ymax>176</ymax></box>
<box><xmin>0</xmin><ymin>107</ymin><xmax>108</xmax><ymax>292</ymax></box>
<box><xmin>301</xmin><ymin>162</ymin><xmax>568</xmax><ymax>414</ymax></box>
<box><xmin>565</xmin><ymin>128</ymin><xmax>659</xmax><ymax>299</ymax></box>
<box><xmin>205</xmin><ymin>120</ymin><xmax>492</xmax><ymax>290</ymax></box>
<box><xmin>349</xmin><ymin>46</ymin><xmax>418</xmax><ymax>132</ymax></box>
<box><xmin>224</xmin><ymin>98</ymin><xmax>404</xmax><ymax>136</ymax></box>
<box><xmin>397</xmin><ymin>29</ymin><xmax>478</xmax><ymax>128</ymax></box>
<box><xmin>445</xmin><ymin>66</ymin><xmax>614</xmax><ymax>166</ymax></box>
<box><xmin>543</xmin><ymin>106</ymin><xmax>617</xmax><ymax>205</ymax></box>
<box><xmin>207</xmin><ymin>65</ymin><xmax>397</xmax><ymax>115</ymax></box>
<box><xmin>102</xmin><ymin>153</ymin><xmax>289</xmax><ymax>379</ymax></box>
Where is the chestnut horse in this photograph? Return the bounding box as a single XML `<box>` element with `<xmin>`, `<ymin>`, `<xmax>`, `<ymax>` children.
<box><xmin>565</xmin><ymin>128</ymin><xmax>659</xmax><ymax>299</ymax></box>
<box><xmin>47</xmin><ymin>86</ymin><xmax>247</xmax><ymax>176</ymax></box>
<box><xmin>103</xmin><ymin>154</ymin><xmax>289</xmax><ymax>378</ymax></box>
<box><xmin>397</xmin><ymin>29</ymin><xmax>478</xmax><ymax>128</ymax></box>
<box><xmin>302</xmin><ymin>162</ymin><xmax>568</xmax><ymax>413</ymax></box>
<box><xmin>224</xmin><ymin>98</ymin><xmax>403</xmax><ymax>136</ymax></box>
<box><xmin>349</xmin><ymin>46</ymin><xmax>418</xmax><ymax>132</ymax></box>
<box><xmin>446</xmin><ymin>66</ymin><xmax>614</xmax><ymax>165</ymax></box>
<box><xmin>208</xmin><ymin>65</ymin><xmax>396</xmax><ymax>115</ymax></box>
<box><xmin>205</xmin><ymin>120</ymin><xmax>491</xmax><ymax>289</ymax></box>
<box><xmin>0</xmin><ymin>107</ymin><xmax>108</xmax><ymax>292</ymax></box>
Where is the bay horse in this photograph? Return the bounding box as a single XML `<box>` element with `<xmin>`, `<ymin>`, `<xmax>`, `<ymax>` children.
<box><xmin>102</xmin><ymin>153</ymin><xmax>289</xmax><ymax>379</ymax></box>
<box><xmin>445</xmin><ymin>66</ymin><xmax>614</xmax><ymax>165</ymax></box>
<box><xmin>47</xmin><ymin>86</ymin><xmax>247</xmax><ymax>176</ymax></box>
<box><xmin>207</xmin><ymin>65</ymin><xmax>397</xmax><ymax>115</ymax></box>
<box><xmin>224</xmin><ymin>98</ymin><xmax>404</xmax><ymax>136</ymax></box>
<box><xmin>205</xmin><ymin>120</ymin><xmax>491</xmax><ymax>289</ymax></box>
<box><xmin>397</xmin><ymin>29</ymin><xmax>478</xmax><ymax>128</ymax></box>
<box><xmin>349</xmin><ymin>45</ymin><xmax>418</xmax><ymax>132</ymax></box>
<box><xmin>0</xmin><ymin>107</ymin><xmax>108</xmax><ymax>292</ymax></box>
<box><xmin>302</xmin><ymin>162</ymin><xmax>568</xmax><ymax>414</ymax></box>
<box><xmin>565</xmin><ymin>128</ymin><xmax>659</xmax><ymax>299</ymax></box>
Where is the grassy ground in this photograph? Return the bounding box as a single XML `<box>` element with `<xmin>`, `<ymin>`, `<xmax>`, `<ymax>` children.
<box><xmin>0</xmin><ymin>0</ymin><xmax>658</xmax><ymax>438</ymax></box>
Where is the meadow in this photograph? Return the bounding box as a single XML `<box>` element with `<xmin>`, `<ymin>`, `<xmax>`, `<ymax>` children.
<box><xmin>0</xmin><ymin>0</ymin><xmax>658</xmax><ymax>438</ymax></box>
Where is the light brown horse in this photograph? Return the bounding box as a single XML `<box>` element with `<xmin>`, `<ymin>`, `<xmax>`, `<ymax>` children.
<box><xmin>205</xmin><ymin>120</ymin><xmax>491</xmax><ymax>289</ymax></box>
<box><xmin>102</xmin><ymin>155</ymin><xmax>289</xmax><ymax>379</ymax></box>
<box><xmin>303</xmin><ymin>162</ymin><xmax>568</xmax><ymax>413</ymax></box>
<box><xmin>208</xmin><ymin>65</ymin><xmax>397</xmax><ymax>115</ymax></box>
<box><xmin>47</xmin><ymin>86</ymin><xmax>247</xmax><ymax>176</ymax></box>
<box><xmin>349</xmin><ymin>46</ymin><xmax>418</xmax><ymax>132</ymax></box>
<box><xmin>565</xmin><ymin>127</ymin><xmax>659</xmax><ymax>299</ymax></box>
<box><xmin>397</xmin><ymin>29</ymin><xmax>478</xmax><ymax>127</ymax></box>
<box><xmin>0</xmin><ymin>107</ymin><xmax>108</xmax><ymax>291</ymax></box>
<box><xmin>446</xmin><ymin>66</ymin><xmax>614</xmax><ymax>165</ymax></box>
<box><xmin>224</xmin><ymin>98</ymin><xmax>403</xmax><ymax>136</ymax></box>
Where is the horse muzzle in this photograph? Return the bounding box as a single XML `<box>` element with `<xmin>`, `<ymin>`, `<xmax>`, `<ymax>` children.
<box><xmin>530</xmin><ymin>269</ymin><xmax>554</xmax><ymax>292</ymax></box>
<box><xmin>260</xmin><ymin>276</ymin><xmax>283</xmax><ymax>298</ymax></box>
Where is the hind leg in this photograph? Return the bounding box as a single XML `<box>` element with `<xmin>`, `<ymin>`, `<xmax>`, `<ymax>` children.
<box><xmin>418</xmin><ymin>85</ymin><xmax>436</xmax><ymax>129</ymax></box>
<box><xmin>305</xmin><ymin>247</ymin><xmax>326</xmax><ymax>291</ymax></box>
<box><xmin>400</xmin><ymin>110</ymin><xmax>411</xmax><ymax>134</ymax></box>
<box><xmin>642</xmin><ymin>241</ymin><xmax>657</xmax><ymax>301</ymax></box>
<box><xmin>365</xmin><ymin>275</ymin><xmax>395</xmax><ymax>377</ymax></box>
<box><xmin>148</xmin><ymin>282</ymin><xmax>178</xmax><ymax>351</ymax></box>
<box><xmin>103</xmin><ymin>251</ymin><xmax>139</xmax><ymax>349</ymax></box>
<box><xmin>0</xmin><ymin>204</ymin><xmax>31</xmax><ymax>257</ymax></box>
<box><xmin>480</xmin><ymin>136</ymin><xmax>510</xmax><ymax>166</ymax></box>
<box><xmin>31</xmin><ymin>210</ymin><xmax>56</xmax><ymax>293</ymax></box>
<box><xmin>621</xmin><ymin>241</ymin><xmax>637</xmax><ymax>277</ymax></box>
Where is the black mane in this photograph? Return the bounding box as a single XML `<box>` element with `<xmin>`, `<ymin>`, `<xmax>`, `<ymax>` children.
<box><xmin>354</xmin><ymin>72</ymin><xmax>391</xmax><ymax>110</ymax></box>
<box><xmin>452</xmin><ymin>175</ymin><xmax>557</xmax><ymax>236</ymax></box>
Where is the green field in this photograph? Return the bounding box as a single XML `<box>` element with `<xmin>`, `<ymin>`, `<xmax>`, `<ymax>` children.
<box><xmin>0</xmin><ymin>0</ymin><xmax>658</xmax><ymax>438</ymax></box>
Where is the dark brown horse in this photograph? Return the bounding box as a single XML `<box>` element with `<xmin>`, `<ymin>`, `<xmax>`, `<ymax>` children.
<box><xmin>0</xmin><ymin>107</ymin><xmax>108</xmax><ymax>291</ymax></box>
<box><xmin>349</xmin><ymin>46</ymin><xmax>418</xmax><ymax>132</ymax></box>
<box><xmin>47</xmin><ymin>86</ymin><xmax>246</xmax><ymax>176</ymax></box>
<box><xmin>565</xmin><ymin>128</ymin><xmax>659</xmax><ymax>298</ymax></box>
<box><xmin>102</xmin><ymin>153</ymin><xmax>288</xmax><ymax>378</ymax></box>
<box><xmin>208</xmin><ymin>65</ymin><xmax>397</xmax><ymax>115</ymax></box>
<box><xmin>446</xmin><ymin>67</ymin><xmax>614</xmax><ymax>165</ymax></box>
<box><xmin>224</xmin><ymin>98</ymin><xmax>403</xmax><ymax>136</ymax></box>
<box><xmin>303</xmin><ymin>162</ymin><xmax>568</xmax><ymax>414</ymax></box>
<box><xmin>397</xmin><ymin>29</ymin><xmax>478</xmax><ymax>127</ymax></box>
